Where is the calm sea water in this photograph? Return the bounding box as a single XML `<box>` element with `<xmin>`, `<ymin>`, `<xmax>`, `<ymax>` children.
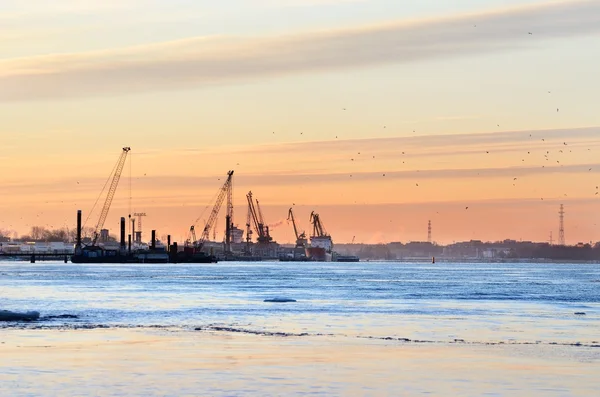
<box><xmin>1</xmin><ymin>261</ymin><xmax>599</xmax><ymax>344</ymax></box>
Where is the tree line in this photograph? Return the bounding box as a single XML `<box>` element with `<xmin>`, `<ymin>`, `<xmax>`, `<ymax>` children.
<box><xmin>0</xmin><ymin>226</ymin><xmax>99</xmax><ymax>243</ymax></box>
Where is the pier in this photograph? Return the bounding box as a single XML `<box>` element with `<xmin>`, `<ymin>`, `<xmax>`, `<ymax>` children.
<box><xmin>0</xmin><ymin>252</ymin><xmax>70</xmax><ymax>263</ymax></box>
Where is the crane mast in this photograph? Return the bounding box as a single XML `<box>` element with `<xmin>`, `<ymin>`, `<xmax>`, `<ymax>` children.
<box><xmin>92</xmin><ymin>147</ymin><xmax>131</xmax><ymax>245</ymax></box>
<box><xmin>190</xmin><ymin>170</ymin><xmax>234</xmax><ymax>251</ymax></box>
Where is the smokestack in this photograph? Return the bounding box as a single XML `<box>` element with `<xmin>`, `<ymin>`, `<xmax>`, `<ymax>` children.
<box><xmin>151</xmin><ymin>230</ymin><xmax>156</xmax><ymax>250</ymax></box>
<box><xmin>120</xmin><ymin>217</ymin><xmax>126</xmax><ymax>248</ymax></box>
<box><xmin>167</xmin><ymin>235</ymin><xmax>171</xmax><ymax>252</ymax></box>
<box><xmin>76</xmin><ymin>210</ymin><xmax>82</xmax><ymax>248</ymax></box>
<box><xmin>225</xmin><ymin>215</ymin><xmax>231</xmax><ymax>253</ymax></box>
<box><xmin>128</xmin><ymin>234</ymin><xmax>132</xmax><ymax>254</ymax></box>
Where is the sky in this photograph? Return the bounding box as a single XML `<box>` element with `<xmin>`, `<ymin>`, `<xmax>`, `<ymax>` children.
<box><xmin>1</xmin><ymin>0</ymin><xmax>600</xmax><ymax>245</ymax></box>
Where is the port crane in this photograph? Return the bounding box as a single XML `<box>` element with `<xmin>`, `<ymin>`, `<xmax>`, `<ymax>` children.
<box><xmin>244</xmin><ymin>203</ymin><xmax>253</xmax><ymax>255</ymax></box>
<box><xmin>189</xmin><ymin>171</ymin><xmax>234</xmax><ymax>252</ymax></box>
<box><xmin>224</xmin><ymin>171</ymin><xmax>234</xmax><ymax>255</ymax></box>
<box><xmin>246</xmin><ymin>191</ymin><xmax>272</xmax><ymax>244</ymax></box>
<box><xmin>90</xmin><ymin>147</ymin><xmax>131</xmax><ymax>246</ymax></box>
<box><xmin>309</xmin><ymin>211</ymin><xmax>329</xmax><ymax>238</ymax></box>
<box><xmin>287</xmin><ymin>208</ymin><xmax>307</xmax><ymax>248</ymax></box>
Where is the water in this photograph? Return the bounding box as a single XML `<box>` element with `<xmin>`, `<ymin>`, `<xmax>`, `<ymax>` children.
<box><xmin>1</xmin><ymin>261</ymin><xmax>599</xmax><ymax>345</ymax></box>
<box><xmin>2</xmin><ymin>261</ymin><xmax>600</xmax><ymax>396</ymax></box>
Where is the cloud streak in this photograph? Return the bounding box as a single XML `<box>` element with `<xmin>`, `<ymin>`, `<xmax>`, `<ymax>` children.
<box><xmin>3</xmin><ymin>162</ymin><xmax>598</xmax><ymax>196</ymax></box>
<box><xmin>1</xmin><ymin>0</ymin><xmax>599</xmax><ymax>100</ymax></box>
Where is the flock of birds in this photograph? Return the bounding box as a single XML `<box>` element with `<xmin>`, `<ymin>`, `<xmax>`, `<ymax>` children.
<box><xmin>3</xmin><ymin>25</ymin><xmax>599</xmax><ymax>239</ymax></box>
<box><xmin>265</xmin><ymin>85</ymin><xmax>597</xmax><ymax>222</ymax></box>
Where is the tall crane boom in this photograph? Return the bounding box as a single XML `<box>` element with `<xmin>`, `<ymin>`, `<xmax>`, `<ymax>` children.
<box><xmin>225</xmin><ymin>172</ymin><xmax>234</xmax><ymax>253</ymax></box>
<box><xmin>288</xmin><ymin>208</ymin><xmax>300</xmax><ymax>240</ymax></box>
<box><xmin>287</xmin><ymin>208</ymin><xmax>306</xmax><ymax>241</ymax></box>
<box><xmin>245</xmin><ymin>200</ymin><xmax>253</xmax><ymax>255</ymax></box>
<box><xmin>288</xmin><ymin>207</ymin><xmax>307</xmax><ymax>248</ymax></box>
<box><xmin>246</xmin><ymin>192</ymin><xmax>261</xmax><ymax>237</ymax></box>
<box><xmin>310</xmin><ymin>211</ymin><xmax>328</xmax><ymax>238</ymax></box>
<box><xmin>255</xmin><ymin>199</ymin><xmax>271</xmax><ymax>241</ymax></box>
<box><xmin>92</xmin><ymin>147</ymin><xmax>131</xmax><ymax>245</ymax></box>
<box><xmin>246</xmin><ymin>191</ymin><xmax>272</xmax><ymax>243</ymax></box>
<box><xmin>191</xmin><ymin>170</ymin><xmax>233</xmax><ymax>251</ymax></box>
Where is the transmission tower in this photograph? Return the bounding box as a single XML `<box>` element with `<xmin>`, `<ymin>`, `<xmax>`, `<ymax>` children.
<box><xmin>558</xmin><ymin>204</ymin><xmax>565</xmax><ymax>246</ymax></box>
<box><xmin>427</xmin><ymin>220</ymin><xmax>432</xmax><ymax>243</ymax></box>
<box><xmin>549</xmin><ymin>231</ymin><xmax>553</xmax><ymax>245</ymax></box>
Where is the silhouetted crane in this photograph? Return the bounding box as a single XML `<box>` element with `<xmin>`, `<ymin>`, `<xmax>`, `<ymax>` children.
<box><xmin>91</xmin><ymin>147</ymin><xmax>131</xmax><ymax>245</ymax></box>
<box><xmin>189</xmin><ymin>171</ymin><xmax>233</xmax><ymax>252</ymax></box>
<box><xmin>287</xmin><ymin>208</ymin><xmax>307</xmax><ymax>248</ymax></box>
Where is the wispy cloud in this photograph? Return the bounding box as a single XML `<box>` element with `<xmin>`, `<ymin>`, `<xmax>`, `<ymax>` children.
<box><xmin>258</xmin><ymin>0</ymin><xmax>367</xmax><ymax>7</ymax></box>
<box><xmin>199</xmin><ymin>126</ymin><xmax>600</xmax><ymax>156</ymax></box>
<box><xmin>1</xmin><ymin>0</ymin><xmax>599</xmax><ymax>101</ymax></box>
<box><xmin>3</xmin><ymin>161</ymin><xmax>598</xmax><ymax>195</ymax></box>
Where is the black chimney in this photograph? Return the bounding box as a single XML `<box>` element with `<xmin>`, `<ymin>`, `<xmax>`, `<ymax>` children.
<box><xmin>120</xmin><ymin>217</ymin><xmax>126</xmax><ymax>248</ymax></box>
<box><xmin>76</xmin><ymin>210</ymin><xmax>82</xmax><ymax>248</ymax></box>
<box><xmin>151</xmin><ymin>230</ymin><xmax>156</xmax><ymax>250</ymax></box>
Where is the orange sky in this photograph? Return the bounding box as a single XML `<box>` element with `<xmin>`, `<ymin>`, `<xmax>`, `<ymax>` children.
<box><xmin>2</xmin><ymin>127</ymin><xmax>599</xmax><ymax>245</ymax></box>
<box><xmin>1</xmin><ymin>1</ymin><xmax>600</xmax><ymax>245</ymax></box>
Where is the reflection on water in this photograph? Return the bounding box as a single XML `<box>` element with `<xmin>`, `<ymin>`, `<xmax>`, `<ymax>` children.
<box><xmin>1</xmin><ymin>329</ymin><xmax>598</xmax><ymax>397</ymax></box>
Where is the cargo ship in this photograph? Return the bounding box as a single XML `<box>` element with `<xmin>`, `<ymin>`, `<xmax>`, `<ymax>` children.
<box><xmin>306</xmin><ymin>236</ymin><xmax>333</xmax><ymax>262</ymax></box>
<box><xmin>306</xmin><ymin>212</ymin><xmax>333</xmax><ymax>262</ymax></box>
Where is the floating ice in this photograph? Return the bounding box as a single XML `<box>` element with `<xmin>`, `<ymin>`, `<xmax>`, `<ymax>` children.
<box><xmin>0</xmin><ymin>310</ymin><xmax>40</xmax><ymax>322</ymax></box>
<box><xmin>264</xmin><ymin>298</ymin><xmax>297</xmax><ymax>303</ymax></box>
